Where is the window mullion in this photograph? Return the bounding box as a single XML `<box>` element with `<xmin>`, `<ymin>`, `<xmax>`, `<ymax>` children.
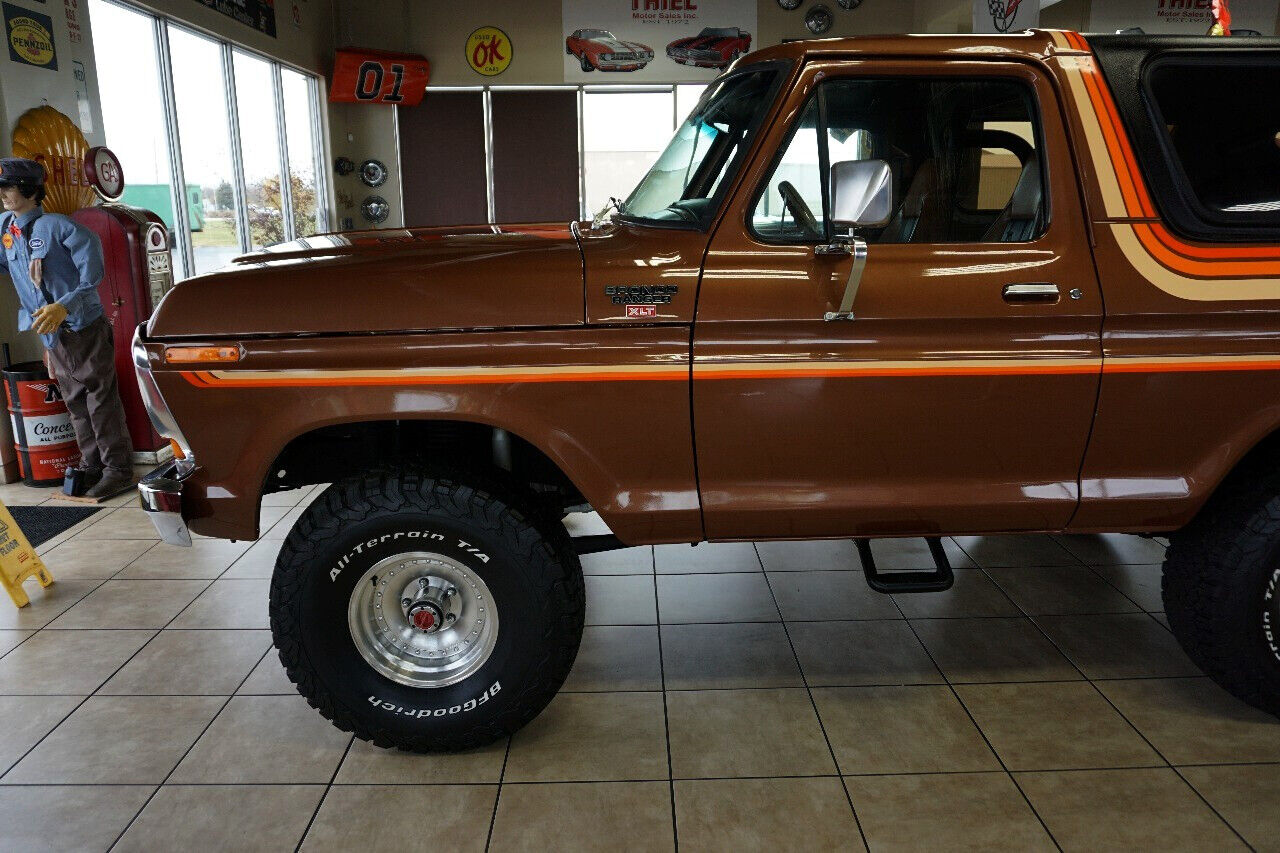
<box><xmin>816</xmin><ymin>85</ymin><xmax>832</xmax><ymax>243</ymax></box>
<box><xmin>154</xmin><ymin>17</ymin><xmax>194</xmax><ymax>279</ymax></box>
<box><xmin>308</xmin><ymin>74</ymin><xmax>330</xmax><ymax>232</ymax></box>
<box><xmin>271</xmin><ymin>63</ymin><xmax>295</xmax><ymax>242</ymax></box>
<box><xmin>576</xmin><ymin>86</ymin><xmax>586</xmax><ymax>220</ymax></box>
<box><xmin>483</xmin><ymin>88</ymin><xmax>495</xmax><ymax>225</ymax></box>
<box><xmin>222</xmin><ymin>44</ymin><xmax>251</xmax><ymax>253</ymax></box>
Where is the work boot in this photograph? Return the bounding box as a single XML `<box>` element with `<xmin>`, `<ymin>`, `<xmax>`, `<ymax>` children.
<box><xmin>82</xmin><ymin>468</ymin><xmax>103</xmax><ymax>491</ymax></box>
<box><xmin>84</xmin><ymin>469</ymin><xmax>134</xmax><ymax>499</ymax></box>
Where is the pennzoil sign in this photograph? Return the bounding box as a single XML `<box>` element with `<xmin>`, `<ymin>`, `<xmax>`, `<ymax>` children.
<box><xmin>4</xmin><ymin>3</ymin><xmax>57</xmax><ymax>71</ymax></box>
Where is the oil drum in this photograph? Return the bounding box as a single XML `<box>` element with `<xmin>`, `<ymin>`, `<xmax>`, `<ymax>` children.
<box><xmin>3</xmin><ymin>361</ymin><xmax>81</xmax><ymax>486</ymax></box>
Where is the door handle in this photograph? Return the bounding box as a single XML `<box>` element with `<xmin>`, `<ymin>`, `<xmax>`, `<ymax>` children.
<box><xmin>1002</xmin><ymin>283</ymin><xmax>1060</xmax><ymax>304</ymax></box>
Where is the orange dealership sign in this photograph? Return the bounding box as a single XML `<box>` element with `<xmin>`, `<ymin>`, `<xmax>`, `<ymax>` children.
<box><xmin>330</xmin><ymin>48</ymin><xmax>430</xmax><ymax>105</ymax></box>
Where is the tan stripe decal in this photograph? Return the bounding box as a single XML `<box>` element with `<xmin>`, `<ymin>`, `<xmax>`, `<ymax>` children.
<box><xmin>1110</xmin><ymin>225</ymin><xmax>1280</xmax><ymax>302</ymax></box>
<box><xmin>1058</xmin><ymin>54</ymin><xmax>1129</xmax><ymax>219</ymax></box>
<box><xmin>180</xmin><ymin>354</ymin><xmax>1280</xmax><ymax>388</ymax></box>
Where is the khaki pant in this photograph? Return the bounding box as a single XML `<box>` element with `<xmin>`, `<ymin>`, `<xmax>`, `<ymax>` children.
<box><xmin>46</xmin><ymin>317</ymin><xmax>132</xmax><ymax>477</ymax></box>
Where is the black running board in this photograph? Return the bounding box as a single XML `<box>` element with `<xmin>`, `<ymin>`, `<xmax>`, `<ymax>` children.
<box><xmin>856</xmin><ymin>537</ymin><xmax>955</xmax><ymax>594</ymax></box>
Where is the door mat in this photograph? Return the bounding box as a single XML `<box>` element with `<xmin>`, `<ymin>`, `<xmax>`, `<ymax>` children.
<box><xmin>5</xmin><ymin>505</ymin><xmax>103</xmax><ymax>547</ymax></box>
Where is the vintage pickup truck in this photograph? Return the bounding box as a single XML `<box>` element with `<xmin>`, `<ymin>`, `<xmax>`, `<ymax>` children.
<box><xmin>133</xmin><ymin>30</ymin><xmax>1280</xmax><ymax>752</ymax></box>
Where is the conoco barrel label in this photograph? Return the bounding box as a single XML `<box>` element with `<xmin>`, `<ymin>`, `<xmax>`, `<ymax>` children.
<box><xmin>22</xmin><ymin>412</ymin><xmax>76</xmax><ymax>447</ymax></box>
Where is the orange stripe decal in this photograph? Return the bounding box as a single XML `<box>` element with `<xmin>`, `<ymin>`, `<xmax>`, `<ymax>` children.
<box><xmin>1056</xmin><ymin>36</ymin><xmax>1280</xmax><ymax>295</ymax></box>
<box><xmin>1133</xmin><ymin>224</ymin><xmax>1280</xmax><ymax>279</ymax></box>
<box><xmin>174</xmin><ymin>355</ymin><xmax>1280</xmax><ymax>390</ymax></box>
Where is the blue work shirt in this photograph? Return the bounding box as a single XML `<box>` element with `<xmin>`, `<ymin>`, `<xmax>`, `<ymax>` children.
<box><xmin>0</xmin><ymin>206</ymin><xmax>105</xmax><ymax>349</ymax></box>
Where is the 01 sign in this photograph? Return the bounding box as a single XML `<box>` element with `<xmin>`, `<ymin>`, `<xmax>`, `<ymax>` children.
<box><xmin>330</xmin><ymin>49</ymin><xmax>431</xmax><ymax>106</ymax></box>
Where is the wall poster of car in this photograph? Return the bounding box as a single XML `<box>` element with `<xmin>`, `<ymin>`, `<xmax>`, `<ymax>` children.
<box><xmin>562</xmin><ymin>0</ymin><xmax>757</xmax><ymax>83</ymax></box>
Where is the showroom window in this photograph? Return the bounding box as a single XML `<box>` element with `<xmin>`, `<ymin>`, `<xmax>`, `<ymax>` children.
<box><xmin>398</xmin><ymin>83</ymin><xmax>707</xmax><ymax>225</ymax></box>
<box><xmin>88</xmin><ymin>0</ymin><xmax>327</xmax><ymax>279</ymax></box>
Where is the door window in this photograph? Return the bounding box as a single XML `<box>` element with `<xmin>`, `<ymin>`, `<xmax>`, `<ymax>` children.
<box><xmin>752</xmin><ymin>77</ymin><xmax>1046</xmax><ymax>245</ymax></box>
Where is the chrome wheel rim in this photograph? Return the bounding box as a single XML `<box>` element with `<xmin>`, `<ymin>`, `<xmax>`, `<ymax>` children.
<box><xmin>347</xmin><ymin>552</ymin><xmax>499</xmax><ymax>689</ymax></box>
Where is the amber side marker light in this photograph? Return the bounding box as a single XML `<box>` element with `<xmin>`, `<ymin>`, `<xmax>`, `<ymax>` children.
<box><xmin>164</xmin><ymin>346</ymin><xmax>241</xmax><ymax>364</ymax></box>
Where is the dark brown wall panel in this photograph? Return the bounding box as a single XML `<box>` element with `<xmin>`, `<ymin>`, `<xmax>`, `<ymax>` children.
<box><xmin>491</xmin><ymin>91</ymin><xmax>580</xmax><ymax>224</ymax></box>
<box><xmin>398</xmin><ymin>92</ymin><xmax>487</xmax><ymax>227</ymax></box>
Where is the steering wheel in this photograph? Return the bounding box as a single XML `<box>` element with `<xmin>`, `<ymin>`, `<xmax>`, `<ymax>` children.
<box><xmin>777</xmin><ymin>181</ymin><xmax>820</xmax><ymax>237</ymax></box>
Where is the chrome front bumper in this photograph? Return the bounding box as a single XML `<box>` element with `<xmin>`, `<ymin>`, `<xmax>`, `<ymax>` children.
<box><xmin>139</xmin><ymin>460</ymin><xmax>195</xmax><ymax>547</ymax></box>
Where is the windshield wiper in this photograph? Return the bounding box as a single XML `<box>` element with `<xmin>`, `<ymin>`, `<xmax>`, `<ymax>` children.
<box><xmin>592</xmin><ymin>196</ymin><xmax>628</xmax><ymax>229</ymax></box>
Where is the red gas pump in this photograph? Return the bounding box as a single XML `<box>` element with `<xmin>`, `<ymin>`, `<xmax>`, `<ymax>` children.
<box><xmin>62</xmin><ymin>146</ymin><xmax>177</xmax><ymax>461</ymax></box>
<box><xmin>70</xmin><ymin>204</ymin><xmax>174</xmax><ymax>458</ymax></box>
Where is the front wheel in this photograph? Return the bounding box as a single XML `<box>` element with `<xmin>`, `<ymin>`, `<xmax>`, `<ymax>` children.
<box><xmin>580</xmin><ymin>55</ymin><xmax>595</xmax><ymax>72</ymax></box>
<box><xmin>1163</xmin><ymin>476</ymin><xmax>1280</xmax><ymax>718</ymax></box>
<box><xmin>269</xmin><ymin>471</ymin><xmax>585</xmax><ymax>752</ymax></box>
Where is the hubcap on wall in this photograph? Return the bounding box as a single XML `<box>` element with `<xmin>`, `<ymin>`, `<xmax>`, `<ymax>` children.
<box><xmin>348</xmin><ymin>552</ymin><xmax>499</xmax><ymax>689</ymax></box>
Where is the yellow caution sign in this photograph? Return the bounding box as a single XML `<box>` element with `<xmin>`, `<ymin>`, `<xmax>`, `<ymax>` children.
<box><xmin>0</xmin><ymin>501</ymin><xmax>54</xmax><ymax>608</ymax></box>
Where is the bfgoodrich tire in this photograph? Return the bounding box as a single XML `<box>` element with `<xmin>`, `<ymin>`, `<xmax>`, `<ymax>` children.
<box><xmin>269</xmin><ymin>471</ymin><xmax>585</xmax><ymax>752</ymax></box>
<box><xmin>1164</xmin><ymin>475</ymin><xmax>1280</xmax><ymax>719</ymax></box>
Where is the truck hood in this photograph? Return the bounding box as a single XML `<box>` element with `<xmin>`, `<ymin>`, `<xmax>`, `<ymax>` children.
<box><xmin>147</xmin><ymin>224</ymin><xmax>584</xmax><ymax>339</ymax></box>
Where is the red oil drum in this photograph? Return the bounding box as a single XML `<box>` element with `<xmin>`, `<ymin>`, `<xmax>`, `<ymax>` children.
<box><xmin>3</xmin><ymin>362</ymin><xmax>81</xmax><ymax>487</ymax></box>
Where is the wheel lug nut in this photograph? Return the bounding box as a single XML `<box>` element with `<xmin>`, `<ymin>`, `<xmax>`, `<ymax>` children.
<box><xmin>401</xmin><ymin>598</ymin><xmax>411</xmax><ymax>608</ymax></box>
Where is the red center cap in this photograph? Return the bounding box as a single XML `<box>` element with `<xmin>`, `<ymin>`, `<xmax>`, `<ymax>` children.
<box><xmin>411</xmin><ymin>608</ymin><xmax>436</xmax><ymax>631</ymax></box>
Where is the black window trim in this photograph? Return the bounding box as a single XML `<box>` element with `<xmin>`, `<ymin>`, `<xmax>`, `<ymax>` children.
<box><xmin>614</xmin><ymin>59</ymin><xmax>793</xmax><ymax>233</ymax></box>
<box><xmin>1087</xmin><ymin>34</ymin><xmax>1280</xmax><ymax>244</ymax></box>
<box><xmin>745</xmin><ymin>71</ymin><xmax>1052</xmax><ymax>248</ymax></box>
<box><xmin>1141</xmin><ymin>50</ymin><xmax>1280</xmax><ymax>237</ymax></box>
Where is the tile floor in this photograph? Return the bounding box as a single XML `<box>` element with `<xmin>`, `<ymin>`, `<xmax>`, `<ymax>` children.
<box><xmin>0</xmin><ymin>478</ymin><xmax>1278</xmax><ymax>851</ymax></box>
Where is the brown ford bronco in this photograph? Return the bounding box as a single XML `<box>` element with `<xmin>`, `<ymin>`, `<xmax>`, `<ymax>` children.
<box><xmin>133</xmin><ymin>31</ymin><xmax>1280</xmax><ymax>752</ymax></box>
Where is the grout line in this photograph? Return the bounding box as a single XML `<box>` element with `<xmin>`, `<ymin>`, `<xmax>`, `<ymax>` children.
<box><xmin>650</xmin><ymin>546</ymin><xmax>680</xmax><ymax>852</ymax></box>
<box><xmin>105</xmin><ymin>645</ymin><xmax>276</xmax><ymax>851</ymax></box>
<box><xmin>0</xmin><ymin>674</ymin><xmax>1218</xmax><ymax>700</ymax></box>
<box><xmin>482</xmin><ymin>736</ymin><xmax>513</xmax><ymax>852</ymax></box>
<box><xmin>2</xmin><ymin>761</ymin><xmax>1279</xmax><ymax>788</ymax></box>
<box><xmin>897</xmin><ymin>539</ymin><xmax>1064</xmax><ymax>852</ymax></box>
<box><xmin>293</xmin><ymin>734</ymin><xmax>356</xmax><ymax>852</ymax></box>
<box><xmin>753</xmin><ymin>543</ymin><xmax>871</xmax><ymax>852</ymax></box>
<box><xmin>0</xmin><ymin>613</ymin><xmax>164</xmax><ymax>780</ymax></box>
<box><xmin>0</xmin><ymin>576</ymin><xmax>113</xmax><ymax>664</ymax></box>
<box><xmin>962</xmin><ymin>539</ymin><xmax>1252</xmax><ymax>849</ymax></box>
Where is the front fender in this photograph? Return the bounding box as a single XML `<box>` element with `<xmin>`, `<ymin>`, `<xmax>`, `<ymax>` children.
<box><xmin>145</xmin><ymin>328</ymin><xmax>701</xmax><ymax>544</ymax></box>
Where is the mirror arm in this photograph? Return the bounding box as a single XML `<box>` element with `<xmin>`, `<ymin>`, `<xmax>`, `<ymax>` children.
<box><xmin>823</xmin><ymin>234</ymin><xmax>868</xmax><ymax>322</ymax></box>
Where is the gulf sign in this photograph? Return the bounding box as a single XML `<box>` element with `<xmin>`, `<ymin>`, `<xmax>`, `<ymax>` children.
<box><xmin>330</xmin><ymin>49</ymin><xmax>430</xmax><ymax>106</ymax></box>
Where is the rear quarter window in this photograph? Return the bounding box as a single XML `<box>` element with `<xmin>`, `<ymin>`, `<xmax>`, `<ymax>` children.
<box><xmin>1145</xmin><ymin>54</ymin><xmax>1280</xmax><ymax>228</ymax></box>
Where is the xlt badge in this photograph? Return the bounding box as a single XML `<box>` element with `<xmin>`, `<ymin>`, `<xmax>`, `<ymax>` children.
<box><xmin>604</xmin><ymin>285</ymin><xmax>678</xmax><ymax>305</ymax></box>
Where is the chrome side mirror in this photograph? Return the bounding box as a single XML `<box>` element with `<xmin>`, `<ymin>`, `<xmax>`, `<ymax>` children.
<box><xmin>820</xmin><ymin>159</ymin><xmax>892</xmax><ymax>321</ymax></box>
<box><xmin>830</xmin><ymin>159</ymin><xmax>893</xmax><ymax>228</ymax></box>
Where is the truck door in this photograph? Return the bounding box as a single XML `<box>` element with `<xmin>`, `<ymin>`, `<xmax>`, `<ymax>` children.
<box><xmin>693</xmin><ymin>59</ymin><xmax>1103</xmax><ymax>540</ymax></box>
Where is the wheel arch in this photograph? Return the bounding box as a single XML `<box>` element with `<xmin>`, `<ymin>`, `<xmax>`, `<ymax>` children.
<box><xmin>1186</xmin><ymin>421</ymin><xmax>1280</xmax><ymax>529</ymax></box>
<box><xmin>261</xmin><ymin>416</ymin><xmax>588</xmax><ymax>516</ymax></box>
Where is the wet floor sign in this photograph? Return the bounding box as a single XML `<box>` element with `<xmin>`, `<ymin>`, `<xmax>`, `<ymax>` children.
<box><xmin>0</xmin><ymin>501</ymin><xmax>54</xmax><ymax>608</ymax></box>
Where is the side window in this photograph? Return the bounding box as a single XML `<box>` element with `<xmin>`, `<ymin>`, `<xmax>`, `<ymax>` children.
<box><xmin>751</xmin><ymin>98</ymin><xmax>823</xmax><ymax>240</ymax></box>
<box><xmin>1145</xmin><ymin>55</ymin><xmax>1280</xmax><ymax>232</ymax></box>
<box><xmin>751</xmin><ymin>76</ymin><xmax>1047</xmax><ymax>245</ymax></box>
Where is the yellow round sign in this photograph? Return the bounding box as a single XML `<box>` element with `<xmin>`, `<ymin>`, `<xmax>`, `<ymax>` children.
<box><xmin>8</xmin><ymin>16</ymin><xmax>55</xmax><ymax>67</ymax></box>
<box><xmin>466</xmin><ymin>26</ymin><xmax>511</xmax><ymax>77</ymax></box>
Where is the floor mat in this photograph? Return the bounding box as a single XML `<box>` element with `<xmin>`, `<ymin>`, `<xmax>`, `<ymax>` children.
<box><xmin>5</xmin><ymin>505</ymin><xmax>103</xmax><ymax>547</ymax></box>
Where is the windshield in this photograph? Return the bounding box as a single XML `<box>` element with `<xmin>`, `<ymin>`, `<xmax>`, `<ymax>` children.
<box><xmin>621</xmin><ymin>67</ymin><xmax>781</xmax><ymax>226</ymax></box>
<box><xmin>580</xmin><ymin>29</ymin><xmax>612</xmax><ymax>39</ymax></box>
